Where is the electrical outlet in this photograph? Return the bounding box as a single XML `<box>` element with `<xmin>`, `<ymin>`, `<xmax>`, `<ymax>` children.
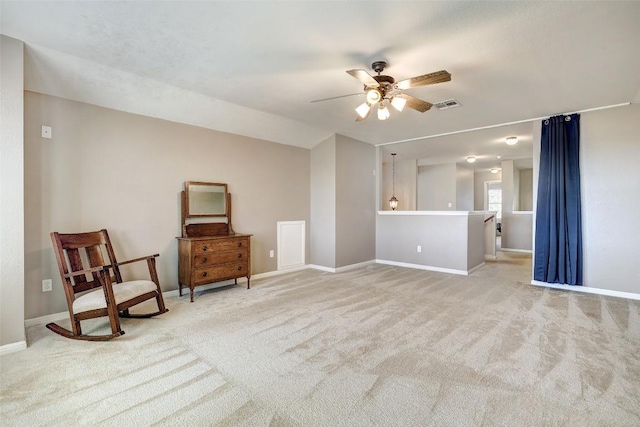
<box><xmin>42</xmin><ymin>279</ymin><xmax>53</xmax><ymax>292</ymax></box>
<box><xmin>269</xmin><ymin>250</ymin><xmax>275</xmax><ymax>258</ymax></box>
<box><xmin>41</xmin><ymin>126</ymin><xmax>52</xmax><ymax>139</ymax></box>
<box><xmin>417</xmin><ymin>245</ymin><xmax>422</xmax><ymax>253</ymax></box>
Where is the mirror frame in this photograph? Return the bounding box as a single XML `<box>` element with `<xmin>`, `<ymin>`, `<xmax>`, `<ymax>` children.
<box><xmin>184</xmin><ymin>181</ymin><xmax>228</xmax><ymax>217</ymax></box>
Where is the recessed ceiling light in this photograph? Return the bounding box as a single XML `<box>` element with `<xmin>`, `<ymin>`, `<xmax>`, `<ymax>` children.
<box><xmin>505</xmin><ymin>136</ymin><xmax>518</xmax><ymax>145</ymax></box>
<box><xmin>467</xmin><ymin>156</ymin><xmax>476</xmax><ymax>163</ymax></box>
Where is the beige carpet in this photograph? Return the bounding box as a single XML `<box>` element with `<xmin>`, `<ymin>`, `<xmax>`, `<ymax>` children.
<box><xmin>2</xmin><ymin>252</ymin><xmax>639</xmax><ymax>426</ymax></box>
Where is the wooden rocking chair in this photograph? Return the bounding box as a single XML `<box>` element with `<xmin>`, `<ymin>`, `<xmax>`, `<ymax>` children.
<box><xmin>48</xmin><ymin>229</ymin><xmax>168</xmax><ymax>341</ymax></box>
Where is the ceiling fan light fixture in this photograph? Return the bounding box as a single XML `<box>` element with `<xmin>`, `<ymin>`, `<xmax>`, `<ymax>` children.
<box><xmin>355</xmin><ymin>102</ymin><xmax>371</xmax><ymax>118</ymax></box>
<box><xmin>391</xmin><ymin>96</ymin><xmax>407</xmax><ymax>112</ymax></box>
<box><xmin>366</xmin><ymin>89</ymin><xmax>382</xmax><ymax>105</ymax></box>
<box><xmin>377</xmin><ymin>103</ymin><xmax>390</xmax><ymax>120</ymax></box>
<box><xmin>505</xmin><ymin>136</ymin><xmax>518</xmax><ymax>145</ymax></box>
<box><xmin>467</xmin><ymin>156</ymin><xmax>476</xmax><ymax>163</ymax></box>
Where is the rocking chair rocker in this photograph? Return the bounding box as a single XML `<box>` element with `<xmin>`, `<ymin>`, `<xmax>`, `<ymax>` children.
<box><xmin>48</xmin><ymin>229</ymin><xmax>168</xmax><ymax>341</ymax></box>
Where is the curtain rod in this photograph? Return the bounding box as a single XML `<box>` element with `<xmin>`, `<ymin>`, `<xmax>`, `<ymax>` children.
<box><xmin>376</xmin><ymin>102</ymin><xmax>630</xmax><ymax>147</ymax></box>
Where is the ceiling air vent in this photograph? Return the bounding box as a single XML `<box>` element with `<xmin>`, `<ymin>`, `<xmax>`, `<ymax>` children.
<box><xmin>434</xmin><ymin>99</ymin><xmax>461</xmax><ymax>110</ymax></box>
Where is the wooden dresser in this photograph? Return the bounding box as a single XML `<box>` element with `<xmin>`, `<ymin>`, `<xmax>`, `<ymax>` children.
<box><xmin>177</xmin><ymin>181</ymin><xmax>252</xmax><ymax>302</ymax></box>
<box><xmin>177</xmin><ymin>233</ymin><xmax>251</xmax><ymax>302</ymax></box>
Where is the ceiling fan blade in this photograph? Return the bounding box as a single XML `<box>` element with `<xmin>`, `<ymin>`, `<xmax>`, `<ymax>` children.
<box><xmin>346</xmin><ymin>69</ymin><xmax>380</xmax><ymax>88</ymax></box>
<box><xmin>397</xmin><ymin>94</ymin><xmax>433</xmax><ymax>113</ymax></box>
<box><xmin>310</xmin><ymin>93</ymin><xmax>363</xmax><ymax>103</ymax></box>
<box><xmin>355</xmin><ymin>104</ymin><xmax>372</xmax><ymax>121</ymax></box>
<box><xmin>394</xmin><ymin>70</ymin><xmax>451</xmax><ymax>90</ymax></box>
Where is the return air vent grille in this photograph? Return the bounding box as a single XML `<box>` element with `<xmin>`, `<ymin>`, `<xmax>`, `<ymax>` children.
<box><xmin>434</xmin><ymin>99</ymin><xmax>461</xmax><ymax>110</ymax></box>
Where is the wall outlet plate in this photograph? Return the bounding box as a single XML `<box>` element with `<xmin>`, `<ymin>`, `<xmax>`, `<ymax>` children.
<box><xmin>42</xmin><ymin>279</ymin><xmax>53</xmax><ymax>292</ymax></box>
<box><xmin>41</xmin><ymin>126</ymin><xmax>52</xmax><ymax>139</ymax></box>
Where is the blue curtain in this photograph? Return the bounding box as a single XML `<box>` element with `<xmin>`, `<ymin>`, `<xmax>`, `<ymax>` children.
<box><xmin>534</xmin><ymin>113</ymin><xmax>583</xmax><ymax>285</ymax></box>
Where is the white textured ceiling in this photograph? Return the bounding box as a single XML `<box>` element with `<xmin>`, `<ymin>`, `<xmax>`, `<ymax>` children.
<box><xmin>2</xmin><ymin>1</ymin><xmax>639</xmax><ymax>165</ymax></box>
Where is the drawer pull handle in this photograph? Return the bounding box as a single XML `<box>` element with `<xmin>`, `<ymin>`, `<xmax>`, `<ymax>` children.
<box><xmin>202</xmin><ymin>271</ymin><xmax>208</xmax><ymax>277</ymax></box>
<box><xmin>201</xmin><ymin>257</ymin><xmax>208</xmax><ymax>263</ymax></box>
<box><xmin>237</xmin><ymin>266</ymin><xmax>242</xmax><ymax>271</ymax></box>
<box><xmin>237</xmin><ymin>253</ymin><xmax>242</xmax><ymax>258</ymax></box>
<box><xmin>202</xmin><ymin>245</ymin><xmax>209</xmax><ymax>251</ymax></box>
<box><xmin>237</xmin><ymin>242</ymin><xmax>242</xmax><ymax>247</ymax></box>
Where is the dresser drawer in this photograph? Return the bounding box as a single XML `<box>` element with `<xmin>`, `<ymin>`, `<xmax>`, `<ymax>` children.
<box><xmin>194</xmin><ymin>237</ymin><xmax>249</xmax><ymax>254</ymax></box>
<box><xmin>194</xmin><ymin>249</ymin><xmax>247</xmax><ymax>267</ymax></box>
<box><xmin>194</xmin><ymin>262</ymin><xmax>249</xmax><ymax>285</ymax></box>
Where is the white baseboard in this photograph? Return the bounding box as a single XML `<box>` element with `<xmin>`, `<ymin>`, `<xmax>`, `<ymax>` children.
<box><xmin>531</xmin><ymin>280</ymin><xmax>640</xmax><ymax>301</ymax></box>
<box><xmin>500</xmin><ymin>248</ymin><xmax>533</xmax><ymax>253</ymax></box>
<box><xmin>0</xmin><ymin>340</ymin><xmax>27</xmax><ymax>356</ymax></box>
<box><xmin>308</xmin><ymin>264</ymin><xmax>337</xmax><ymax>273</ymax></box>
<box><xmin>335</xmin><ymin>260</ymin><xmax>376</xmax><ymax>273</ymax></box>
<box><xmin>272</xmin><ymin>265</ymin><xmax>309</xmax><ymax>275</ymax></box>
<box><xmin>467</xmin><ymin>262</ymin><xmax>486</xmax><ymax>274</ymax></box>
<box><xmin>375</xmin><ymin>259</ymin><xmax>471</xmax><ymax>276</ymax></box>
<box><xmin>485</xmin><ymin>255</ymin><xmax>498</xmax><ymax>260</ymax></box>
<box><xmin>306</xmin><ymin>260</ymin><xmax>378</xmax><ymax>274</ymax></box>
<box><xmin>24</xmin><ymin>311</ymin><xmax>69</xmax><ymax>328</ymax></box>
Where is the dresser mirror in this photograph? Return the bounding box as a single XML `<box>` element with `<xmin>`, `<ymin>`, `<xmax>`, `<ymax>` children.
<box><xmin>181</xmin><ymin>181</ymin><xmax>234</xmax><ymax>238</ymax></box>
<box><xmin>178</xmin><ymin>181</ymin><xmax>252</xmax><ymax>301</ymax></box>
<box><xmin>185</xmin><ymin>181</ymin><xmax>227</xmax><ymax>217</ymax></box>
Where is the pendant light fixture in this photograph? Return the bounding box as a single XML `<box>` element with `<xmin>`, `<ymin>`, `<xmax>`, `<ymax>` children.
<box><xmin>389</xmin><ymin>153</ymin><xmax>398</xmax><ymax>210</ymax></box>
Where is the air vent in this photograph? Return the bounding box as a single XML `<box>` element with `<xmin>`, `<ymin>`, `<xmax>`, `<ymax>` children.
<box><xmin>434</xmin><ymin>99</ymin><xmax>461</xmax><ymax>110</ymax></box>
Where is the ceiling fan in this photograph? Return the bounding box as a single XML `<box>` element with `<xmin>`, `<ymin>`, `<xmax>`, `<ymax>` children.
<box><xmin>311</xmin><ymin>61</ymin><xmax>451</xmax><ymax>121</ymax></box>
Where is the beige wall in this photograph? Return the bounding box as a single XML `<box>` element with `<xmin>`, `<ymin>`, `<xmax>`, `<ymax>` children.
<box><xmin>417</xmin><ymin>163</ymin><xmax>456</xmax><ymax>210</ymax></box>
<box><xmin>416</xmin><ymin>163</ymin><xmax>473</xmax><ymax>211</ymax></box>
<box><xmin>376</xmin><ymin>212</ymin><xmax>485</xmax><ymax>273</ymax></box>
<box><xmin>1</xmin><ymin>36</ymin><xmax>26</xmax><ymax>347</ymax></box>
<box><xmin>310</xmin><ymin>134</ymin><xmax>376</xmax><ymax>269</ymax></box>
<box><xmin>335</xmin><ymin>135</ymin><xmax>376</xmax><ymax>268</ymax></box>
<box><xmin>573</xmin><ymin>104</ymin><xmax>640</xmax><ymax>293</ymax></box>
<box><xmin>310</xmin><ymin>136</ymin><xmax>336</xmax><ymax>268</ymax></box>
<box><xmin>24</xmin><ymin>92</ymin><xmax>310</xmax><ymax>319</ymax></box>
<box><xmin>518</xmin><ymin>168</ymin><xmax>533</xmax><ymax>211</ymax></box>
<box><xmin>382</xmin><ymin>155</ymin><xmax>417</xmax><ymax>211</ymax></box>
<box><xmin>456</xmin><ymin>164</ymin><xmax>474</xmax><ymax>211</ymax></box>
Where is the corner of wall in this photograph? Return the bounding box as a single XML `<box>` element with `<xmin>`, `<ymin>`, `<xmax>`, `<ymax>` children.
<box><xmin>0</xmin><ymin>35</ymin><xmax>26</xmax><ymax>347</ymax></box>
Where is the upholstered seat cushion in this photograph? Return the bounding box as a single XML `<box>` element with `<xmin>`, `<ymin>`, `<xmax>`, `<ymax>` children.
<box><xmin>73</xmin><ymin>280</ymin><xmax>158</xmax><ymax>314</ymax></box>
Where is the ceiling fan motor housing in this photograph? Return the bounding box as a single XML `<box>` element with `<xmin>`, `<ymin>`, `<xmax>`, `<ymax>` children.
<box><xmin>371</xmin><ymin>61</ymin><xmax>387</xmax><ymax>74</ymax></box>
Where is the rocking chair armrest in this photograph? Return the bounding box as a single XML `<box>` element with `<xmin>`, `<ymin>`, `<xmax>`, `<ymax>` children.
<box><xmin>115</xmin><ymin>254</ymin><xmax>160</xmax><ymax>267</ymax></box>
<box><xmin>63</xmin><ymin>265</ymin><xmax>112</xmax><ymax>279</ymax></box>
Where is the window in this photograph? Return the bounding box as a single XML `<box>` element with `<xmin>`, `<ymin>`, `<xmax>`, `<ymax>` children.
<box><xmin>486</xmin><ymin>181</ymin><xmax>502</xmax><ymax>220</ymax></box>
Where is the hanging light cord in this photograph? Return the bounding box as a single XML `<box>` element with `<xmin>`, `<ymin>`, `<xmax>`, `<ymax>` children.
<box><xmin>392</xmin><ymin>153</ymin><xmax>396</xmax><ymax>196</ymax></box>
